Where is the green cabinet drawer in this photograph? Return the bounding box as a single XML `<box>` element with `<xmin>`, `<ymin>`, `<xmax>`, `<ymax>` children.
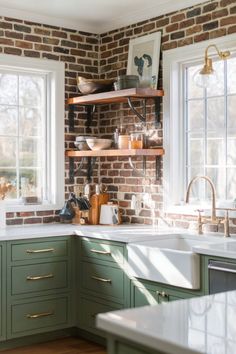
<box><xmin>10</xmin><ymin>296</ymin><xmax>68</xmax><ymax>336</ymax></box>
<box><xmin>81</xmin><ymin>262</ymin><xmax>124</xmax><ymax>303</ymax></box>
<box><xmin>81</xmin><ymin>238</ymin><xmax>124</xmax><ymax>265</ymax></box>
<box><xmin>79</xmin><ymin>297</ymin><xmax>122</xmax><ymax>331</ymax></box>
<box><xmin>11</xmin><ymin>261</ymin><xmax>67</xmax><ymax>296</ymax></box>
<box><xmin>10</xmin><ymin>239</ymin><xmax>68</xmax><ymax>262</ymax></box>
<box><xmin>116</xmin><ymin>343</ymin><xmax>150</xmax><ymax>354</ymax></box>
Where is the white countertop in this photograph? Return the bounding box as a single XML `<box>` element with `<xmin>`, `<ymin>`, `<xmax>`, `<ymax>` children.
<box><xmin>0</xmin><ymin>223</ymin><xmax>179</xmax><ymax>242</ymax></box>
<box><xmin>97</xmin><ymin>290</ymin><xmax>236</xmax><ymax>354</ymax></box>
<box><xmin>1</xmin><ymin>223</ymin><xmax>236</xmax><ymax>260</ymax></box>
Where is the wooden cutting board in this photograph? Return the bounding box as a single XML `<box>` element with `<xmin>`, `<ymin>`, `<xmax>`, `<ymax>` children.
<box><xmin>89</xmin><ymin>193</ymin><xmax>109</xmax><ymax>225</ymax></box>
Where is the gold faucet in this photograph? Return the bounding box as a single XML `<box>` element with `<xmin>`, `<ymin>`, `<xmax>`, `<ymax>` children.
<box><xmin>185</xmin><ymin>176</ymin><xmax>217</xmax><ymax>223</ymax></box>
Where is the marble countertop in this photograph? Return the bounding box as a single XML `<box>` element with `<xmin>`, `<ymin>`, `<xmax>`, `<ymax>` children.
<box><xmin>97</xmin><ymin>290</ymin><xmax>236</xmax><ymax>354</ymax></box>
<box><xmin>1</xmin><ymin>223</ymin><xmax>236</xmax><ymax>260</ymax></box>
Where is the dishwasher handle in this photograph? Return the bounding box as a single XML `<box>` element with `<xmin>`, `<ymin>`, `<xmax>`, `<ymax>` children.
<box><xmin>208</xmin><ymin>262</ymin><xmax>236</xmax><ymax>274</ymax></box>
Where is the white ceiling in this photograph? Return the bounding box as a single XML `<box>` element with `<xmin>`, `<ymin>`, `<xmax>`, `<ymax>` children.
<box><xmin>0</xmin><ymin>0</ymin><xmax>207</xmax><ymax>34</ymax></box>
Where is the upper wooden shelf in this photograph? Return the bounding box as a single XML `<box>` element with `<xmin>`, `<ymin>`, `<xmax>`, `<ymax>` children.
<box><xmin>66</xmin><ymin>148</ymin><xmax>164</xmax><ymax>158</ymax></box>
<box><xmin>67</xmin><ymin>88</ymin><xmax>164</xmax><ymax>105</ymax></box>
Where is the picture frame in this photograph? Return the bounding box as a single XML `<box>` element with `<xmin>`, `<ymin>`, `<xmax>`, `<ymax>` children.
<box><xmin>127</xmin><ymin>32</ymin><xmax>162</xmax><ymax>89</ymax></box>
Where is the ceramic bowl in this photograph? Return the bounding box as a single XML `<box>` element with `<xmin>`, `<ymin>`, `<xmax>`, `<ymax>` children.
<box><xmin>77</xmin><ymin>77</ymin><xmax>114</xmax><ymax>95</ymax></box>
<box><xmin>86</xmin><ymin>138</ymin><xmax>113</xmax><ymax>150</ymax></box>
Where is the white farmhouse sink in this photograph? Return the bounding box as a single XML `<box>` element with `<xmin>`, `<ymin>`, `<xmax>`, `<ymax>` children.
<box><xmin>127</xmin><ymin>234</ymin><xmax>217</xmax><ymax>289</ymax></box>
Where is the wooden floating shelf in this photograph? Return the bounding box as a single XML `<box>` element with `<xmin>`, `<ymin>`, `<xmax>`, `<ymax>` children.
<box><xmin>66</xmin><ymin>148</ymin><xmax>165</xmax><ymax>158</ymax></box>
<box><xmin>67</xmin><ymin>88</ymin><xmax>164</xmax><ymax>105</ymax></box>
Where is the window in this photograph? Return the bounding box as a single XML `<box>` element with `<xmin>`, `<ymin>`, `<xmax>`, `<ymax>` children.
<box><xmin>0</xmin><ymin>55</ymin><xmax>65</xmax><ymax>211</ymax></box>
<box><xmin>163</xmin><ymin>34</ymin><xmax>236</xmax><ymax>214</ymax></box>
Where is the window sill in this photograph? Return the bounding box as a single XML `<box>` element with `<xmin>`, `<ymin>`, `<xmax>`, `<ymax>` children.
<box><xmin>5</xmin><ymin>203</ymin><xmax>62</xmax><ymax>213</ymax></box>
<box><xmin>165</xmin><ymin>204</ymin><xmax>236</xmax><ymax>219</ymax></box>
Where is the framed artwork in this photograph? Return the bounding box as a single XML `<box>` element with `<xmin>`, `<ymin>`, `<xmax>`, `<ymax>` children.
<box><xmin>127</xmin><ymin>32</ymin><xmax>162</xmax><ymax>89</ymax></box>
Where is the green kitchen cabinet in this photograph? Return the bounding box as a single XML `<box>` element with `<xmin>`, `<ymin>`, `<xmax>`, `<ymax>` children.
<box><xmin>6</xmin><ymin>236</ymin><xmax>74</xmax><ymax>339</ymax></box>
<box><xmin>0</xmin><ymin>242</ymin><xmax>6</xmax><ymax>342</ymax></box>
<box><xmin>131</xmin><ymin>255</ymin><xmax>207</xmax><ymax>308</ymax></box>
<box><xmin>77</xmin><ymin>237</ymin><xmax>130</xmax><ymax>336</ymax></box>
<box><xmin>106</xmin><ymin>336</ymin><xmax>165</xmax><ymax>354</ymax></box>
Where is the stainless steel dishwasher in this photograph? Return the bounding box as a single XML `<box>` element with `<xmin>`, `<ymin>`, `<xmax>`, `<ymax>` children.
<box><xmin>208</xmin><ymin>260</ymin><xmax>236</xmax><ymax>294</ymax></box>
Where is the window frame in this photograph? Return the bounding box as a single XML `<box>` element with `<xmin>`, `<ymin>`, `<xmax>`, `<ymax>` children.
<box><xmin>0</xmin><ymin>54</ymin><xmax>65</xmax><ymax>212</ymax></box>
<box><xmin>163</xmin><ymin>33</ymin><xmax>236</xmax><ymax>216</ymax></box>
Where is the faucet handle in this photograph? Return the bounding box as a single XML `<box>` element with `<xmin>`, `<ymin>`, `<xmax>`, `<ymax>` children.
<box><xmin>195</xmin><ymin>209</ymin><xmax>205</xmax><ymax>235</ymax></box>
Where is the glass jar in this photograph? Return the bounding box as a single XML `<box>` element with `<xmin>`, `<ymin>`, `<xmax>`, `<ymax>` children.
<box><xmin>118</xmin><ymin>135</ymin><xmax>129</xmax><ymax>149</ymax></box>
<box><xmin>129</xmin><ymin>132</ymin><xmax>144</xmax><ymax>149</ymax></box>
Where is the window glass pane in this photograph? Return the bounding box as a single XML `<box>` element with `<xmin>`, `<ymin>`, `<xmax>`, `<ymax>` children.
<box><xmin>207</xmin><ymin>136</ymin><xmax>224</xmax><ymax>165</ymax></box>
<box><xmin>19</xmin><ymin>107</ymin><xmax>42</xmax><ymax>137</ymax></box>
<box><xmin>187</xmin><ymin>100</ymin><xmax>204</xmax><ymax>131</ymax></box>
<box><xmin>187</xmin><ymin>65</ymin><xmax>204</xmax><ymax>99</ymax></box>
<box><xmin>206</xmin><ymin>60</ymin><xmax>224</xmax><ymax>97</ymax></box>
<box><xmin>228</xmin><ymin>95</ymin><xmax>236</xmax><ymax>132</ymax></box>
<box><xmin>187</xmin><ymin>132</ymin><xmax>204</xmax><ymax>165</ymax></box>
<box><xmin>0</xmin><ymin>137</ymin><xmax>16</xmax><ymax>167</ymax></box>
<box><xmin>0</xmin><ymin>106</ymin><xmax>17</xmax><ymax>135</ymax></box>
<box><xmin>227</xmin><ymin>138</ymin><xmax>236</xmax><ymax>165</ymax></box>
<box><xmin>207</xmin><ymin>97</ymin><xmax>224</xmax><ymax>132</ymax></box>
<box><xmin>19</xmin><ymin>169</ymin><xmax>42</xmax><ymax>199</ymax></box>
<box><xmin>19</xmin><ymin>75</ymin><xmax>44</xmax><ymax>107</ymax></box>
<box><xmin>19</xmin><ymin>138</ymin><xmax>41</xmax><ymax>167</ymax></box>
<box><xmin>0</xmin><ymin>170</ymin><xmax>17</xmax><ymax>198</ymax></box>
<box><xmin>227</xmin><ymin>168</ymin><xmax>236</xmax><ymax>200</ymax></box>
<box><xmin>227</xmin><ymin>57</ymin><xmax>236</xmax><ymax>94</ymax></box>
<box><xmin>186</xmin><ymin>170</ymin><xmax>205</xmax><ymax>201</ymax></box>
<box><xmin>0</xmin><ymin>73</ymin><xmax>17</xmax><ymax>105</ymax></box>
<box><xmin>206</xmin><ymin>167</ymin><xmax>225</xmax><ymax>200</ymax></box>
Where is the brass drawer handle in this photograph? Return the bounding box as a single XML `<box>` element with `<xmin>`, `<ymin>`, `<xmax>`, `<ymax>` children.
<box><xmin>26</xmin><ymin>274</ymin><xmax>54</xmax><ymax>281</ymax></box>
<box><xmin>26</xmin><ymin>248</ymin><xmax>55</xmax><ymax>254</ymax></box>
<box><xmin>91</xmin><ymin>275</ymin><xmax>112</xmax><ymax>283</ymax></box>
<box><xmin>90</xmin><ymin>249</ymin><xmax>111</xmax><ymax>255</ymax></box>
<box><xmin>26</xmin><ymin>311</ymin><xmax>54</xmax><ymax>319</ymax></box>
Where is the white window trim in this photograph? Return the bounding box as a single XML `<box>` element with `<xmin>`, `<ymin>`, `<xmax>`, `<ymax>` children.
<box><xmin>0</xmin><ymin>54</ymin><xmax>65</xmax><ymax>212</ymax></box>
<box><xmin>163</xmin><ymin>33</ymin><xmax>236</xmax><ymax>216</ymax></box>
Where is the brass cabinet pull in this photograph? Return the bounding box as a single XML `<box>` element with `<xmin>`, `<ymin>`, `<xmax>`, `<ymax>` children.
<box><xmin>26</xmin><ymin>311</ymin><xmax>54</xmax><ymax>319</ymax></box>
<box><xmin>90</xmin><ymin>249</ymin><xmax>111</xmax><ymax>255</ymax></box>
<box><xmin>91</xmin><ymin>275</ymin><xmax>112</xmax><ymax>283</ymax></box>
<box><xmin>26</xmin><ymin>248</ymin><xmax>55</xmax><ymax>254</ymax></box>
<box><xmin>26</xmin><ymin>274</ymin><xmax>54</xmax><ymax>281</ymax></box>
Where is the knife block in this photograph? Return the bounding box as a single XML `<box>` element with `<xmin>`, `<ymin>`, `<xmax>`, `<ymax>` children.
<box><xmin>72</xmin><ymin>206</ymin><xmax>89</xmax><ymax>225</ymax></box>
<box><xmin>89</xmin><ymin>193</ymin><xmax>109</xmax><ymax>225</ymax></box>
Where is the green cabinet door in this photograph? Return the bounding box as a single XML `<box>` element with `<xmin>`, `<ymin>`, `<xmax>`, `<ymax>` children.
<box><xmin>131</xmin><ymin>279</ymin><xmax>194</xmax><ymax>308</ymax></box>
<box><xmin>0</xmin><ymin>242</ymin><xmax>6</xmax><ymax>342</ymax></box>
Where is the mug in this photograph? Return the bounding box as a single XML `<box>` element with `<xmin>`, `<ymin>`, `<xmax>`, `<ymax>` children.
<box><xmin>99</xmin><ymin>204</ymin><xmax>121</xmax><ymax>225</ymax></box>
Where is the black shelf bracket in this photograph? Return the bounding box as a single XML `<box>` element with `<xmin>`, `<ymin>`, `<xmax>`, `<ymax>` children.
<box><xmin>154</xmin><ymin>97</ymin><xmax>161</xmax><ymax>129</ymax></box>
<box><xmin>85</xmin><ymin>105</ymin><xmax>96</xmax><ymax>133</ymax></box>
<box><xmin>156</xmin><ymin>155</ymin><xmax>162</xmax><ymax>180</ymax></box>
<box><xmin>69</xmin><ymin>156</ymin><xmax>97</xmax><ymax>183</ymax></box>
<box><xmin>127</xmin><ymin>97</ymin><xmax>146</xmax><ymax>123</ymax></box>
<box><xmin>68</xmin><ymin>105</ymin><xmax>75</xmax><ymax>132</ymax></box>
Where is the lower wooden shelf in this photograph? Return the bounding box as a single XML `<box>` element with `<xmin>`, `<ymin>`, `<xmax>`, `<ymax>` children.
<box><xmin>65</xmin><ymin>148</ymin><xmax>164</xmax><ymax>157</ymax></box>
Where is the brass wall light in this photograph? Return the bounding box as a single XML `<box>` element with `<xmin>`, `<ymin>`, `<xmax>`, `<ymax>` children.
<box><xmin>193</xmin><ymin>44</ymin><xmax>230</xmax><ymax>88</ymax></box>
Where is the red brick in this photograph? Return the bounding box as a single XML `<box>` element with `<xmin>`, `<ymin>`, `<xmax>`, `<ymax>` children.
<box><xmin>194</xmin><ymin>32</ymin><xmax>210</xmax><ymax>42</ymax></box>
<box><xmin>186</xmin><ymin>25</ymin><xmax>202</xmax><ymax>35</ymax></box>
<box><xmin>4</xmin><ymin>47</ymin><xmax>22</xmax><ymax>55</ymax></box>
<box><xmin>221</xmin><ymin>15</ymin><xmax>236</xmax><ymax>25</ymax></box>
<box><xmin>24</xmin><ymin>34</ymin><xmax>42</xmax><ymax>42</ymax></box>
<box><xmin>179</xmin><ymin>19</ymin><xmax>194</xmax><ymax>29</ymax></box>
<box><xmin>0</xmin><ymin>38</ymin><xmax>14</xmax><ymax>45</ymax></box>
<box><xmin>212</xmin><ymin>8</ymin><xmax>228</xmax><ymax>18</ymax></box>
<box><xmin>15</xmin><ymin>40</ymin><xmax>33</xmax><ymax>49</ymax></box>
<box><xmin>35</xmin><ymin>44</ymin><xmax>52</xmax><ymax>52</ymax></box>
<box><xmin>196</xmin><ymin>14</ymin><xmax>212</xmax><ymax>24</ymax></box>
<box><xmin>24</xmin><ymin>218</ymin><xmax>42</xmax><ymax>224</ymax></box>
<box><xmin>52</xmin><ymin>30</ymin><xmax>67</xmax><ymax>38</ymax></box>
<box><xmin>171</xmin><ymin>13</ymin><xmax>185</xmax><ymax>23</ymax></box>
<box><xmin>166</xmin><ymin>23</ymin><xmax>178</xmax><ymax>33</ymax></box>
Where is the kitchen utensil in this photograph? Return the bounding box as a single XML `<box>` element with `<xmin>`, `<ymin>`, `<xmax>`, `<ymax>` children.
<box><xmin>86</xmin><ymin>138</ymin><xmax>112</xmax><ymax>150</ymax></box>
<box><xmin>99</xmin><ymin>204</ymin><xmax>121</xmax><ymax>225</ymax></box>
<box><xmin>74</xmin><ymin>136</ymin><xmax>95</xmax><ymax>151</ymax></box>
<box><xmin>59</xmin><ymin>200</ymin><xmax>75</xmax><ymax>221</ymax></box>
<box><xmin>89</xmin><ymin>193</ymin><xmax>109</xmax><ymax>225</ymax></box>
<box><xmin>77</xmin><ymin>76</ymin><xmax>114</xmax><ymax>95</ymax></box>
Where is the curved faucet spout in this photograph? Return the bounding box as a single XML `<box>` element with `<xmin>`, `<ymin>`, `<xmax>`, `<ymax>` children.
<box><xmin>185</xmin><ymin>175</ymin><xmax>217</xmax><ymax>222</ymax></box>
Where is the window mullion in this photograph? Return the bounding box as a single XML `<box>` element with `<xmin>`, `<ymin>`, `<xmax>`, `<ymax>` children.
<box><xmin>16</xmin><ymin>74</ymin><xmax>20</xmax><ymax>200</ymax></box>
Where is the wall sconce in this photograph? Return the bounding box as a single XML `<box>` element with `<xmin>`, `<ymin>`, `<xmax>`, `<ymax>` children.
<box><xmin>193</xmin><ymin>44</ymin><xmax>230</xmax><ymax>88</ymax></box>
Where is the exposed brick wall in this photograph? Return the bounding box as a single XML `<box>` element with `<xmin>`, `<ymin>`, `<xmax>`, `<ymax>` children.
<box><xmin>0</xmin><ymin>16</ymin><xmax>99</xmax><ymax>225</ymax></box>
<box><xmin>98</xmin><ymin>0</ymin><xmax>236</xmax><ymax>230</ymax></box>
<box><xmin>2</xmin><ymin>0</ymin><xmax>236</xmax><ymax>230</ymax></box>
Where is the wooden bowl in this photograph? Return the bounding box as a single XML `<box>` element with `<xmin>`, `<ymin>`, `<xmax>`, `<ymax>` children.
<box><xmin>77</xmin><ymin>77</ymin><xmax>114</xmax><ymax>95</ymax></box>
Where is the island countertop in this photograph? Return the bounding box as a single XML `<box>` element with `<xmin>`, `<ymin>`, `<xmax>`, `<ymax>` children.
<box><xmin>97</xmin><ymin>290</ymin><xmax>236</xmax><ymax>354</ymax></box>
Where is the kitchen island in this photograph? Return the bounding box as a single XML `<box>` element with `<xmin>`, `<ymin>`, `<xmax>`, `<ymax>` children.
<box><xmin>97</xmin><ymin>290</ymin><xmax>236</xmax><ymax>354</ymax></box>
